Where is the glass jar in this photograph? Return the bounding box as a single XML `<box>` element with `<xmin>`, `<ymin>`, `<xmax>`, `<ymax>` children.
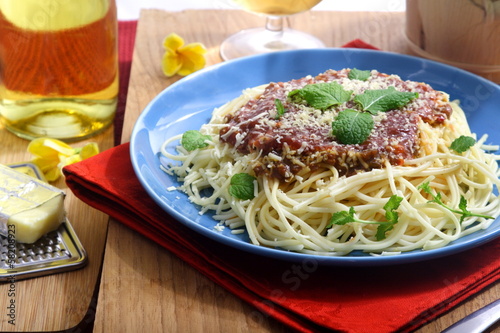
<box><xmin>0</xmin><ymin>0</ymin><xmax>118</xmax><ymax>141</ymax></box>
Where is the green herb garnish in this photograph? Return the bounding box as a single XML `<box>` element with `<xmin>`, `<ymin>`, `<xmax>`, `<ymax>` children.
<box><xmin>450</xmin><ymin>135</ymin><xmax>476</xmax><ymax>153</ymax></box>
<box><xmin>327</xmin><ymin>195</ymin><xmax>403</xmax><ymax>240</ymax></box>
<box><xmin>181</xmin><ymin>130</ymin><xmax>211</xmax><ymax>151</ymax></box>
<box><xmin>354</xmin><ymin>86</ymin><xmax>418</xmax><ymax>114</ymax></box>
<box><xmin>229</xmin><ymin>173</ymin><xmax>257</xmax><ymax>200</ymax></box>
<box><xmin>418</xmin><ymin>181</ymin><xmax>494</xmax><ymax>223</ymax></box>
<box><xmin>289</xmin><ymin>82</ymin><xmax>352</xmax><ymax>110</ymax></box>
<box><xmin>348</xmin><ymin>68</ymin><xmax>371</xmax><ymax>81</ymax></box>
<box><xmin>331</xmin><ymin>109</ymin><xmax>374</xmax><ymax>144</ymax></box>
<box><xmin>275</xmin><ymin>99</ymin><xmax>286</xmax><ymax>119</ymax></box>
<box><xmin>285</xmin><ymin>80</ymin><xmax>419</xmax><ymax>146</ymax></box>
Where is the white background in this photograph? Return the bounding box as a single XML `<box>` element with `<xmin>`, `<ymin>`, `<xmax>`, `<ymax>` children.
<box><xmin>116</xmin><ymin>0</ymin><xmax>406</xmax><ymax>20</ymax></box>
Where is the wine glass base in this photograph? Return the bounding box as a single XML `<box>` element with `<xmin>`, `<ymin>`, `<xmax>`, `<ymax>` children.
<box><xmin>220</xmin><ymin>27</ymin><xmax>325</xmax><ymax>61</ymax></box>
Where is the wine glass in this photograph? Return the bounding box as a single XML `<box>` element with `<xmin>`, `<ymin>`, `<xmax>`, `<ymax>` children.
<box><xmin>219</xmin><ymin>0</ymin><xmax>325</xmax><ymax>60</ymax></box>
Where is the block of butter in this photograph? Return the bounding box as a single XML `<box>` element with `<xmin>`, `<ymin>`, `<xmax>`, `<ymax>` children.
<box><xmin>0</xmin><ymin>163</ymin><xmax>65</xmax><ymax>243</ymax></box>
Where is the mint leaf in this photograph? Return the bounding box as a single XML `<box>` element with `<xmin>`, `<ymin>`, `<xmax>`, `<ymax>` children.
<box><xmin>375</xmin><ymin>223</ymin><xmax>393</xmax><ymax>241</ymax></box>
<box><xmin>418</xmin><ymin>181</ymin><xmax>494</xmax><ymax>223</ymax></box>
<box><xmin>376</xmin><ymin>195</ymin><xmax>403</xmax><ymax>240</ymax></box>
<box><xmin>332</xmin><ymin>109</ymin><xmax>374</xmax><ymax>145</ymax></box>
<box><xmin>384</xmin><ymin>195</ymin><xmax>403</xmax><ymax>223</ymax></box>
<box><xmin>229</xmin><ymin>173</ymin><xmax>256</xmax><ymax>200</ymax></box>
<box><xmin>450</xmin><ymin>135</ymin><xmax>475</xmax><ymax>153</ymax></box>
<box><xmin>348</xmin><ymin>68</ymin><xmax>371</xmax><ymax>81</ymax></box>
<box><xmin>354</xmin><ymin>86</ymin><xmax>418</xmax><ymax>114</ymax></box>
<box><xmin>327</xmin><ymin>195</ymin><xmax>403</xmax><ymax>240</ymax></box>
<box><xmin>458</xmin><ymin>196</ymin><xmax>469</xmax><ymax>223</ymax></box>
<box><xmin>275</xmin><ymin>99</ymin><xmax>286</xmax><ymax>119</ymax></box>
<box><xmin>289</xmin><ymin>82</ymin><xmax>352</xmax><ymax>110</ymax></box>
<box><xmin>327</xmin><ymin>207</ymin><xmax>356</xmax><ymax>227</ymax></box>
<box><xmin>181</xmin><ymin>130</ymin><xmax>211</xmax><ymax>151</ymax></box>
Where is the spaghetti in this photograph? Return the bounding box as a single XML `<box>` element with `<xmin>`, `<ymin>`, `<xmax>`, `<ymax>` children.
<box><xmin>161</xmin><ymin>69</ymin><xmax>500</xmax><ymax>255</ymax></box>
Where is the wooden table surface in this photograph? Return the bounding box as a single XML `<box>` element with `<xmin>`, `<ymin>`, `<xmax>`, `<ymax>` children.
<box><xmin>92</xmin><ymin>9</ymin><xmax>499</xmax><ymax>333</ymax></box>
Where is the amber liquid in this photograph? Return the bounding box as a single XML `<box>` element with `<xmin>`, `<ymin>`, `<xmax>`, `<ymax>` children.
<box><xmin>233</xmin><ymin>0</ymin><xmax>322</xmax><ymax>16</ymax></box>
<box><xmin>0</xmin><ymin>1</ymin><xmax>118</xmax><ymax>141</ymax></box>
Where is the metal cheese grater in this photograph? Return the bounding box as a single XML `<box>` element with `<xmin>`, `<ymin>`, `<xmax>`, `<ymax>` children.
<box><xmin>0</xmin><ymin>163</ymin><xmax>87</xmax><ymax>281</ymax></box>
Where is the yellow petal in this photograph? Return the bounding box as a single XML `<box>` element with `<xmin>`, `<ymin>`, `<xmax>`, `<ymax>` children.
<box><xmin>28</xmin><ymin>138</ymin><xmax>100</xmax><ymax>182</ymax></box>
<box><xmin>54</xmin><ymin>154</ymin><xmax>81</xmax><ymax>181</ymax></box>
<box><xmin>176</xmin><ymin>43</ymin><xmax>207</xmax><ymax>76</ymax></box>
<box><xmin>31</xmin><ymin>156</ymin><xmax>59</xmax><ymax>173</ymax></box>
<box><xmin>62</xmin><ymin>154</ymin><xmax>82</xmax><ymax>166</ymax></box>
<box><xmin>180</xmin><ymin>42</ymin><xmax>207</xmax><ymax>55</ymax></box>
<box><xmin>79</xmin><ymin>142</ymin><xmax>100</xmax><ymax>160</ymax></box>
<box><xmin>28</xmin><ymin>138</ymin><xmax>75</xmax><ymax>158</ymax></box>
<box><xmin>162</xmin><ymin>53</ymin><xmax>183</xmax><ymax>77</ymax></box>
<box><xmin>44</xmin><ymin>167</ymin><xmax>62</xmax><ymax>182</ymax></box>
<box><xmin>177</xmin><ymin>53</ymin><xmax>206</xmax><ymax>76</ymax></box>
<box><xmin>163</xmin><ymin>33</ymin><xmax>184</xmax><ymax>51</ymax></box>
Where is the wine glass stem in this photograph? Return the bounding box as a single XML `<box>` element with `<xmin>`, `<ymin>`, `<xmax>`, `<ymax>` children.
<box><xmin>265</xmin><ymin>16</ymin><xmax>284</xmax><ymax>38</ymax></box>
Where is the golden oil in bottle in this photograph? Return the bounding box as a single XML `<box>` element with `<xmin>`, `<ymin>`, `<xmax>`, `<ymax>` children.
<box><xmin>0</xmin><ymin>0</ymin><xmax>118</xmax><ymax>141</ymax></box>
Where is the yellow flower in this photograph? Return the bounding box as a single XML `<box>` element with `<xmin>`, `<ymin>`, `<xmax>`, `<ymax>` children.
<box><xmin>28</xmin><ymin>138</ymin><xmax>100</xmax><ymax>182</ymax></box>
<box><xmin>162</xmin><ymin>33</ymin><xmax>207</xmax><ymax>77</ymax></box>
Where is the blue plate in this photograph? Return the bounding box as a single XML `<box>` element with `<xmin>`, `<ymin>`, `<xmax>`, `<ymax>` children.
<box><xmin>130</xmin><ymin>48</ymin><xmax>500</xmax><ymax>266</ymax></box>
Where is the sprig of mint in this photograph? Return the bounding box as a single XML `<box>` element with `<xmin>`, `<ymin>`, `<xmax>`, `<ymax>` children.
<box><xmin>275</xmin><ymin>99</ymin><xmax>286</xmax><ymax>119</ymax></box>
<box><xmin>354</xmin><ymin>86</ymin><xmax>418</xmax><ymax>114</ymax></box>
<box><xmin>331</xmin><ymin>109</ymin><xmax>374</xmax><ymax>144</ymax></box>
<box><xmin>377</xmin><ymin>194</ymin><xmax>404</xmax><ymax>240</ymax></box>
<box><xmin>289</xmin><ymin>82</ymin><xmax>352</xmax><ymax>110</ymax></box>
<box><xmin>229</xmin><ymin>173</ymin><xmax>257</xmax><ymax>200</ymax></box>
<box><xmin>181</xmin><ymin>130</ymin><xmax>211</xmax><ymax>151</ymax></box>
<box><xmin>283</xmin><ymin>79</ymin><xmax>420</xmax><ymax>146</ymax></box>
<box><xmin>418</xmin><ymin>181</ymin><xmax>494</xmax><ymax>223</ymax></box>
<box><xmin>327</xmin><ymin>195</ymin><xmax>403</xmax><ymax>240</ymax></box>
<box><xmin>348</xmin><ymin>68</ymin><xmax>371</xmax><ymax>81</ymax></box>
<box><xmin>450</xmin><ymin>135</ymin><xmax>476</xmax><ymax>153</ymax></box>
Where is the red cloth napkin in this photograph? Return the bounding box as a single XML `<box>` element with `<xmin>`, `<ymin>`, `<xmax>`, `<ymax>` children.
<box><xmin>342</xmin><ymin>39</ymin><xmax>380</xmax><ymax>50</ymax></box>
<box><xmin>115</xmin><ymin>20</ymin><xmax>138</xmax><ymax>145</ymax></box>
<box><xmin>67</xmin><ymin>33</ymin><xmax>500</xmax><ymax>332</ymax></box>
<box><xmin>63</xmin><ymin>143</ymin><xmax>499</xmax><ymax>333</ymax></box>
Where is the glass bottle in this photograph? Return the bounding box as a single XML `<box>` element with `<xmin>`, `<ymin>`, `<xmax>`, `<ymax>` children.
<box><xmin>0</xmin><ymin>0</ymin><xmax>118</xmax><ymax>141</ymax></box>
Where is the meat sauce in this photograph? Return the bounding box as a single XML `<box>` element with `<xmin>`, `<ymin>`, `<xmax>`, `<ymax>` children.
<box><xmin>219</xmin><ymin>69</ymin><xmax>452</xmax><ymax>181</ymax></box>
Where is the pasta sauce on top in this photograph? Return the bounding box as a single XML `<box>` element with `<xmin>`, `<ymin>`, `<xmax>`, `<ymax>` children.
<box><xmin>220</xmin><ymin>69</ymin><xmax>452</xmax><ymax>180</ymax></box>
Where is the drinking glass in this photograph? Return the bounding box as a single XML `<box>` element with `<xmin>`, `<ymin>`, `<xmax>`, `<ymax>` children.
<box><xmin>220</xmin><ymin>0</ymin><xmax>325</xmax><ymax>60</ymax></box>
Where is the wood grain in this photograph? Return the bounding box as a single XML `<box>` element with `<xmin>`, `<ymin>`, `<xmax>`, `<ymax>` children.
<box><xmin>94</xmin><ymin>9</ymin><xmax>499</xmax><ymax>333</ymax></box>
<box><xmin>0</xmin><ymin>125</ymin><xmax>113</xmax><ymax>331</ymax></box>
<box><xmin>406</xmin><ymin>0</ymin><xmax>500</xmax><ymax>83</ymax></box>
